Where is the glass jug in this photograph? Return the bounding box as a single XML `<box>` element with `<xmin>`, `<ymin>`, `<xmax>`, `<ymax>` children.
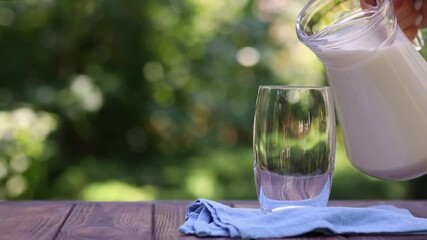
<box><xmin>296</xmin><ymin>0</ymin><xmax>427</xmax><ymax>180</ymax></box>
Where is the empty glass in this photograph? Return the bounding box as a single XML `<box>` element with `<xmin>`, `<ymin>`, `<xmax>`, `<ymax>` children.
<box><xmin>253</xmin><ymin>86</ymin><xmax>336</xmax><ymax>212</ymax></box>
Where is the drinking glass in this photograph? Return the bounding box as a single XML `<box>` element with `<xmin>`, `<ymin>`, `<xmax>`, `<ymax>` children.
<box><xmin>253</xmin><ymin>86</ymin><xmax>336</xmax><ymax>212</ymax></box>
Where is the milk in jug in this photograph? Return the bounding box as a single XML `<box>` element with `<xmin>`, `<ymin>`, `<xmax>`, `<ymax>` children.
<box><xmin>296</xmin><ymin>0</ymin><xmax>427</xmax><ymax>180</ymax></box>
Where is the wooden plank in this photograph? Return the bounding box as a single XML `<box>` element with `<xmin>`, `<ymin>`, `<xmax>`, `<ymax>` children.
<box><xmin>0</xmin><ymin>201</ymin><xmax>73</xmax><ymax>240</ymax></box>
<box><xmin>1</xmin><ymin>200</ymin><xmax>425</xmax><ymax>240</ymax></box>
<box><xmin>56</xmin><ymin>202</ymin><xmax>153</xmax><ymax>240</ymax></box>
<box><xmin>153</xmin><ymin>201</ymin><xmax>189</xmax><ymax>240</ymax></box>
<box><xmin>347</xmin><ymin>235</ymin><xmax>427</xmax><ymax>240</ymax></box>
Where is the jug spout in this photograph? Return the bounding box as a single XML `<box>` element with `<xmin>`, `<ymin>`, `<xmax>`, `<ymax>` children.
<box><xmin>296</xmin><ymin>0</ymin><xmax>396</xmax><ymax>55</ymax></box>
<box><xmin>296</xmin><ymin>0</ymin><xmax>427</xmax><ymax>180</ymax></box>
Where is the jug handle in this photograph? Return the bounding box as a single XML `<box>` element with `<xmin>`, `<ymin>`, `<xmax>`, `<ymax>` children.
<box><xmin>413</xmin><ymin>30</ymin><xmax>424</xmax><ymax>51</ymax></box>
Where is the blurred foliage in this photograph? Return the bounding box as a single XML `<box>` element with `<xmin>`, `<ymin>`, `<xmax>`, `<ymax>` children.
<box><xmin>0</xmin><ymin>0</ymin><xmax>426</xmax><ymax>200</ymax></box>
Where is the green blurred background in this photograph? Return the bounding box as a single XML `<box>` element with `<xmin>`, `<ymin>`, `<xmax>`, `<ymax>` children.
<box><xmin>0</xmin><ymin>0</ymin><xmax>426</xmax><ymax>201</ymax></box>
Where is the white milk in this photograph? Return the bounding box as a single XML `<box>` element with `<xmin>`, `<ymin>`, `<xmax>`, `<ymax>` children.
<box><xmin>316</xmin><ymin>28</ymin><xmax>427</xmax><ymax>180</ymax></box>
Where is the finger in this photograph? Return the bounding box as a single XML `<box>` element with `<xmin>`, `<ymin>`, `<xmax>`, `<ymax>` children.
<box><xmin>395</xmin><ymin>0</ymin><xmax>415</xmax><ymax>20</ymax></box>
<box><xmin>398</xmin><ymin>11</ymin><xmax>420</xmax><ymax>29</ymax></box>
<box><xmin>414</xmin><ymin>0</ymin><xmax>423</xmax><ymax>11</ymax></box>
<box><xmin>415</xmin><ymin>14</ymin><xmax>423</xmax><ymax>27</ymax></box>
<box><xmin>403</xmin><ymin>25</ymin><xmax>420</xmax><ymax>40</ymax></box>
<box><xmin>394</xmin><ymin>0</ymin><xmax>405</xmax><ymax>8</ymax></box>
<box><xmin>421</xmin><ymin>1</ymin><xmax>427</xmax><ymax>27</ymax></box>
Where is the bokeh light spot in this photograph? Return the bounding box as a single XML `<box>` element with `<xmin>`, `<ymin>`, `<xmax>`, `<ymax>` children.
<box><xmin>236</xmin><ymin>47</ymin><xmax>260</xmax><ymax>67</ymax></box>
<box><xmin>71</xmin><ymin>75</ymin><xmax>104</xmax><ymax>112</ymax></box>
<box><xmin>185</xmin><ymin>169</ymin><xmax>216</xmax><ymax>198</ymax></box>
<box><xmin>143</xmin><ymin>61</ymin><xmax>164</xmax><ymax>82</ymax></box>
<box><xmin>10</xmin><ymin>155</ymin><xmax>30</xmax><ymax>173</ymax></box>
<box><xmin>0</xmin><ymin>160</ymin><xmax>8</xmax><ymax>179</ymax></box>
<box><xmin>152</xmin><ymin>83</ymin><xmax>175</xmax><ymax>106</ymax></box>
<box><xmin>150</xmin><ymin>111</ymin><xmax>172</xmax><ymax>132</ymax></box>
<box><xmin>13</xmin><ymin>108</ymin><xmax>37</xmax><ymax>128</ymax></box>
<box><xmin>6</xmin><ymin>175</ymin><xmax>27</xmax><ymax>197</ymax></box>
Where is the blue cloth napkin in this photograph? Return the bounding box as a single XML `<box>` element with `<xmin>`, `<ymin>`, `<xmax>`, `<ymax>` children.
<box><xmin>179</xmin><ymin>198</ymin><xmax>427</xmax><ymax>239</ymax></box>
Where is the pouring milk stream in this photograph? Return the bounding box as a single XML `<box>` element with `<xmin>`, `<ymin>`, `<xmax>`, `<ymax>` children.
<box><xmin>296</xmin><ymin>0</ymin><xmax>427</xmax><ymax>180</ymax></box>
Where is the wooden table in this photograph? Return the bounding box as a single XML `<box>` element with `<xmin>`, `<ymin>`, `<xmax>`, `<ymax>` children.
<box><xmin>1</xmin><ymin>200</ymin><xmax>426</xmax><ymax>239</ymax></box>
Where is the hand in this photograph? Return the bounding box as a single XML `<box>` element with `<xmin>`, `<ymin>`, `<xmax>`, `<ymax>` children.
<box><xmin>394</xmin><ymin>0</ymin><xmax>426</xmax><ymax>40</ymax></box>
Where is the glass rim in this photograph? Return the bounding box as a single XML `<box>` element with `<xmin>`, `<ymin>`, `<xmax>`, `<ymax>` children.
<box><xmin>258</xmin><ymin>85</ymin><xmax>331</xmax><ymax>90</ymax></box>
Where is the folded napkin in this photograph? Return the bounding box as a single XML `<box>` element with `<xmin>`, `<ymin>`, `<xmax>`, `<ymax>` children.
<box><xmin>179</xmin><ymin>198</ymin><xmax>427</xmax><ymax>239</ymax></box>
